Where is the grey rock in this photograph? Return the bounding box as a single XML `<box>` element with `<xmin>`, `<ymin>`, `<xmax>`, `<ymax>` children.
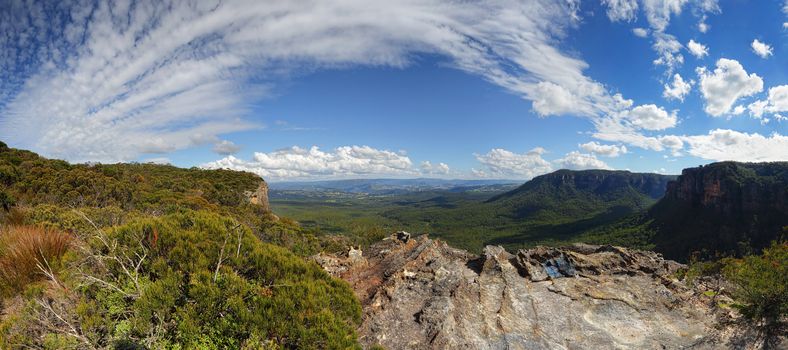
<box><xmin>317</xmin><ymin>236</ymin><xmax>772</xmax><ymax>350</ymax></box>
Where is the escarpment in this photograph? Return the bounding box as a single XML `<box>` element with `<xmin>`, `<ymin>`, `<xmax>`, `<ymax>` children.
<box><xmin>317</xmin><ymin>235</ymin><xmax>756</xmax><ymax>350</ymax></box>
<box><xmin>651</xmin><ymin>161</ymin><xmax>788</xmax><ymax>260</ymax></box>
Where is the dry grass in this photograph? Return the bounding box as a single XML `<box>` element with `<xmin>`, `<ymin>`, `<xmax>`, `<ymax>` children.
<box><xmin>0</xmin><ymin>225</ymin><xmax>72</xmax><ymax>297</ymax></box>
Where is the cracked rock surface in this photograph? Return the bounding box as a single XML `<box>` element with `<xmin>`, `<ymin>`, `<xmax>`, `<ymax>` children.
<box><xmin>317</xmin><ymin>236</ymin><xmax>750</xmax><ymax>350</ymax></box>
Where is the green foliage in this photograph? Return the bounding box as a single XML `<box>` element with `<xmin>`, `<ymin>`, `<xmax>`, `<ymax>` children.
<box><xmin>722</xmin><ymin>242</ymin><xmax>787</xmax><ymax>330</ymax></box>
<box><xmin>0</xmin><ymin>190</ymin><xmax>14</xmax><ymax>212</ymax></box>
<box><xmin>270</xmin><ymin>170</ymin><xmax>672</xmax><ymax>254</ymax></box>
<box><xmin>0</xmin><ymin>143</ymin><xmax>262</xmax><ymax>214</ymax></box>
<box><xmin>2</xmin><ymin>210</ymin><xmax>361</xmax><ymax>349</ymax></box>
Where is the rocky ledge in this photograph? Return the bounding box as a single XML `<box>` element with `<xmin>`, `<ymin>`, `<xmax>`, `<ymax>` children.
<box><xmin>316</xmin><ymin>235</ymin><xmax>759</xmax><ymax>349</ymax></box>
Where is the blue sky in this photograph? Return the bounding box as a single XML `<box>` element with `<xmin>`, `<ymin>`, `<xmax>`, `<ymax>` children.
<box><xmin>0</xmin><ymin>0</ymin><xmax>786</xmax><ymax>181</ymax></box>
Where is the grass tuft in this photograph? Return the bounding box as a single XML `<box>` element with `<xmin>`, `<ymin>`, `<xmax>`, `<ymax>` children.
<box><xmin>0</xmin><ymin>225</ymin><xmax>72</xmax><ymax>297</ymax></box>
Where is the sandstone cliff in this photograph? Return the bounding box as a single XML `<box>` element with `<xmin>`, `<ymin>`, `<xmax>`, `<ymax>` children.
<box><xmin>651</xmin><ymin>161</ymin><xmax>788</xmax><ymax>260</ymax></box>
<box><xmin>318</xmin><ymin>235</ymin><xmax>765</xmax><ymax>349</ymax></box>
<box><xmin>245</xmin><ymin>180</ymin><xmax>271</xmax><ymax>212</ymax></box>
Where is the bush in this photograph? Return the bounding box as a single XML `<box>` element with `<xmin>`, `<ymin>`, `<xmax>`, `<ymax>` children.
<box><xmin>0</xmin><ymin>225</ymin><xmax>72</xmax><ymax>297</ymax></box>
<box><xmin>5</xmin><ymin>210</ymin><xmax>362</xmax><ymax>349</ymax></box>
<box><xmin>722</xmin><ymin>242</ymin><xmax>787</xmax><ymax>334</ymax></box>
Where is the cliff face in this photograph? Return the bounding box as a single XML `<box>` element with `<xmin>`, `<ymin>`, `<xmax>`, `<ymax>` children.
<box><xmin>652</xmin><ymin>162</ymin><xmax>788</xmax><ymax>260</ymax></box>
<box><xmin>317</xmin><ymin>236</ymin><xmax>760</xmax><ymax>349</ymax></box>
<box><xmin>245</xmin><ymin>180</ymin><xmax>271</xmax><ymax>212</ymax></box>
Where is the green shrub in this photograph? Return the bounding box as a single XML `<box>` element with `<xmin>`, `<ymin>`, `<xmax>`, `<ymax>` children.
<box><xmin>38</xmin><ymin>210</ymin><xmax>362</xmax><ymax>349</ymax></box>
<box><xmin>722</xmin><ymin>242</ymin><xmax>787</xmax><ymax>332</ymax></box>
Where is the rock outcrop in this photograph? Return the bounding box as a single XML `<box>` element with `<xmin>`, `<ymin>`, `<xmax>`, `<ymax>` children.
<box><xmin>318</xmin><ymin>235</ymin><xmax>759</xmax><ymax>349</ymax></box>
<box><xmin>245</xmin><ymin>180</ymin><xmax>271</xmax><ymax>212</ymax></box>
<box><xmin>651</xmin><ymin>161</ymin><xmax>788</xmax><ymax>260</ymax></box>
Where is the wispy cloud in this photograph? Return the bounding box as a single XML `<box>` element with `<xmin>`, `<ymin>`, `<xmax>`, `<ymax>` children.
<box><xmin>0</xmin><ymin>0</ymin><xmax>623</xmax><ymax>162</ymax></box>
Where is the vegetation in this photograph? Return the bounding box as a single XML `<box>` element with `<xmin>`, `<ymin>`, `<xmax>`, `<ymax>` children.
<box><xmin>0</xmin><ymin>142</ymin><xmax>362</xmax><ymax>348</ymax></box>
<box><xmin>0</xmin><ymin>225</ymin><xmax>72</xmax><ymax>298</ymax></box>
<box><xmin>271</xmin><ymin>170</ymin><xmax>673</xmax><ymax>253</ymax></box>
<box><xmin>722</xmin><ymin>241</ymin><xmax>787</xmax><ymax>337</ymax></box>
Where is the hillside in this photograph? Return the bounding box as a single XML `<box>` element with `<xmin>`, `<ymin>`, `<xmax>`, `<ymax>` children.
<box><xmin>0</xmin><ymin>142</ymin><xmax>364</xmax><ymax>348</ymax></box>
<box><xmin>485</xmin><ymin>169</ymin><xmax>673</xmax><ymax>220</ymax></box>
<box><xmin>1</xmin><ymin>143</ymin><xmax>786</xmax><ymax>348</ymax></box>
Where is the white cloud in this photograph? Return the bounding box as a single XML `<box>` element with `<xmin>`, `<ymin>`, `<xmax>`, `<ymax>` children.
<box><xmin>764</xmin><ymin>85</ymin><xmax>788</xmax><ymax>113</ymax></box>
<box><xmin>652</xmin><ymin>33</ymin><xmax>684</xmax><ymax>73</ymax></box>
<box><xmin>748</xmin><ymin>85</ymin><xmax>788</xmax><ymax>118</ymax></box>
<box><xmin>554</xmin><ymin>151</ymin><xmax>611</xmax><ymax>170</ymax></box>
<box><xmin>633</xmin><ymin>27</ymin><xmax>649</xmax><ymax>37</ymax></box>
<box><xmin>683</xmin><ymin>129</ymin><xmax>788</xmax><ymax>161</ymax></box>
<box><xmin>687</xmin><ymin>40</ymin><xmax>708</xmax><ymax>58</ymax></box>
<box><xmin>0</xmin><ymin>0</ymin><xmax>628</xmax><ymax>162</ymax></box>
<box><xmin>732</xmin><ymin>105</ymin><xmax>746</xmax><ymax>115</ymax></box>
<box><xmin>213</xmin><ymin>140</ymin><xmax>241</xmax><ymax>155</ymax></box>
<box><xmin>202</xmin><ymin>145</ymin><xmax>417</xmax><ymax>180</ymax></box>
<box><xmin>748</xmin><ymin>100</ymin><xmax>769</xmax><ymax>118</ymax></box>
<box><xmin>697</xmin><ymin>58</ymin><xmax>763</xmax><ymax>116</ymax></box>
<box><xmin>751</xmin><ymin>39</ymin><xmax>774</xmax><ymax>58</ymax></box>
<box><xmin>579</xmin><ymin>141</ymin><xmax>628</xmax><ymax>157</ymax></box>
<box><xmin>627</xmin><ymin>104</ymin><xmax>678</xmax><ymax>130</ymax></box>
<box><xmin>659</xmin><ymin>135</ymin><xmax>684</xmax><ymax>155</ymax></box>
<box><xmin>663</xmin><ymin>73</ymin><xmax>693</xmax><ymax>101</ymax></box>
<box><xmin>420</xmin><ymin>161</ymin><xmax>450</xmax><ymax>176</ymax></box>
<box><xmin>143</xmin><ymin>157</ymin><xmax>172</xmax><ymax>165</ymax></box>
<box><xmin>642</xmin><ymin>0</ymin><xmax>690</xmax><ymax>32</ymax></box>
<box><xmin>602</xmin><ymin>0</ymin><xmax>639</xmax><ymax>22</ymax></box>
<box><xmin>474</xmin><ymin>148</ymin><xmax>553</xmax><ymax>179</ymax></box>
<box><xmin>698</xmin><ymin>21</ymin><xmax>709</xmax><ymax>33</ymax></box>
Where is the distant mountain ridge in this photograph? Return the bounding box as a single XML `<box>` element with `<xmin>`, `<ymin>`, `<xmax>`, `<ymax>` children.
<box><xmin>488</xmin><ymin>169</ymin><xmax>675</xmax><ymax>203</ymax></box>
<box><xmin>269</xmin><ymin>178</ymin><xmax>519</xmax><ymax>194</ymax></box>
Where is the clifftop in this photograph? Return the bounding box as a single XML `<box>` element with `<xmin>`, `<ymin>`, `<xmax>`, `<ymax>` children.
<box><xmin>316</xmin><ymin>235</ymin><xmax>765</xmax><ymax>349</ymax></box>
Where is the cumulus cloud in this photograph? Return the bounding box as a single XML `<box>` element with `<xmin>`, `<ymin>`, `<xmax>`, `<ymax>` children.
<box><xmin>749</xmin><ymin>85</ymin><xmax>788</xmax><ymax>117</ymax></box>
<box><xmin>697</xmin><ymin>58</ymin><xmax>763</xmax><ymax>116</ymax></box>
<box><xmin>683</xmin><ymin>129</ymin><xmax>788</xmax><ymax>161</ymax></box>
<box><xmin>633</xmin><ymin>28</ymin><xmax>649</xmax><ymax>37</ymax></box>
<box><xmin>213</xmin><ymin>140</ymin><xmax>241</xmax><ymax>155</ymax></box>
<box><xmin>554</xmin><ymin>151</ymin><xmax>611</xmax><ymax>170</ymax></box>
<box><xmin>202</xmin><ymin>145</ymin><xmax>417</xmax><ymax>180</ymax></box>
<box><xmin>687</xmin><ymin>40</ymin><xmax>708</xmax><ymax>58</ymax></box>
<box><xmin>420</xmin><ymin>161</ymin><xmax>450</xmax><ymax>176</ymax></box>
<box><xmin>663</xmin><ymin>73</ymin><xmax>693</xmax><ymax>101</ymax></box>
<box><xmin>579</xmin><ymin>142</ymin><xmax>628</xmax><ymax>157</ymax></box>
<box><xmin>659</xmin><ymin>135</ymin><xmax>684</xmax><ymax>155</ymax></box>
<box><xmin>602</xmin><ymin>0</ymin><xmax>639</xmax><ymax>22</ymax></box>
<box><xmin>0</xmin><ymin>0</ymin><xmax>627</xmax><ymax>162</ymax></box>
<box><xmin>751</xmin><ymin>39</ymin><xmax>774</xmax><ymax>58</ymax></box>
<box><xmin>473</xmin><ymin>148</ymin><xmax>553</xmax><ymax>179</ymax></box>
<box><xmin>627</xmin><ymin>104</ymin><xmax>678</xmax><ymax>130</ymax></box>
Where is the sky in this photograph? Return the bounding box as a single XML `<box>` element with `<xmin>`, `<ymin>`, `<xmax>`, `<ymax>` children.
<box><xmin>0</xmin><ymin>0</ymin><xmax>787</xmax><ymax>181</ymax></box>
